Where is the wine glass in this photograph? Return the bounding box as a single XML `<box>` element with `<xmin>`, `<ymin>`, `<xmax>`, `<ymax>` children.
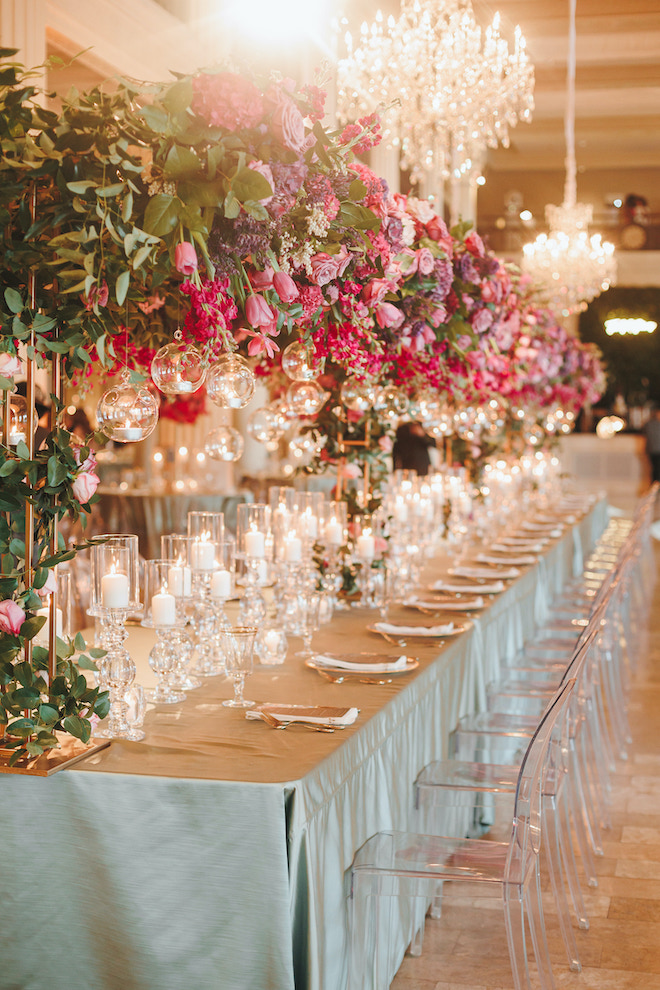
<box><xmin>222</xmin><ymin>626</ymin><xmax>257</xmax><ymax>708</ymax></box>
<box><xmin>294</xmin><ymin>592</ymin><xmax>320</xmax><ymax>658</ymax></box>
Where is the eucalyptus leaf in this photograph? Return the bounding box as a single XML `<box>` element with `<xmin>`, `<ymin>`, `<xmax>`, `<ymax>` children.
<box><xmin>115</xmin><ymin>269</ymin><xmax>130</xmax><ymax>306</ymax></box>
<box><xmin>62</xmin><ymin>714</ymin><xmax>90</xmax><ymax>742</ymax></box>
<box><xmin>4</xmin><ymin>287</ymin><xmax>23</xmax><ymax>313</ymax></box>
<box><xmin>143</xmin><ymin>193</ymin><xmax>180</xmax><ymax>237</ymax></box>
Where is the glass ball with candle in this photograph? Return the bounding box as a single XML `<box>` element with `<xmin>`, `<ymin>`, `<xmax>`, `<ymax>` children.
<box><xmin>281</xmin><ymin>339</ymin><xmax>325</xmax><ymax>382</ymax></box>
<box><xmin>286</xmin><ymin>380</ymin><xmax>327</xmax><ymax>418</ymax></box>
<box><xmin>246</xmin><ymin>403</ymin><xmax>287</xmax><ymax>445</ymax></box>
<box><xmin>150</xmin><ymin>333</ymin><xmax>206</xmax><ymax>395</ymax></box>
<box><xmin>96</xmin><ymin>375</ymin><xmax>159</xmax><ymax>444</ymax></box>
<box><xmin>1</xmin><ymin>392</ymin><xmax>28</xmax><ymax>446</ymax></box>
<box><xmin>340</xmin><ymin>377</ymin><xmax>377</xmax><ymax>414</ymax></box>
<box><xmin>204</xmin><ymin>425</ymin><xmax>244</xmax><ymax>462</ymax></box>
<box><xmin>206</xmin><ymin>353</ymin><xmax>255</xmax><ymax>409</ymax></box>
<box><xmin>255</xmin><ymin>623</ymin><xmax>288</xmax><ymax>665</ymax></box>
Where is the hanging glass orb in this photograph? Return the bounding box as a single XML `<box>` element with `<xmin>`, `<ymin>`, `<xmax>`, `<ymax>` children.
<box><xmin>204</xmin><ymin>425</ymin><xmax>245</xmax><ymax>462</ymax></box>
<box><xmin>288</xmin><ymin>431</ymin><xmax>323</xmax><ymax>460</ymax></box>
<box><xmin>525</xmin><ymin>425</ymin><xmax>545</xmax><ymax>447</ymax></box>
<box><xmin>2</xmin><ymin>393</ymin><xmax>28</xmax><ymax>446</ymax></box>
<box><xmin>409</xmin><ymin>389</ymin><xmax>441</xmax><ymax>426</ymax></box>
<box><xmin>281</xmin><ymin>340</ymin><xmax>324</xmax><ymax>382</ymax></box>
<box><xmin>97</xmin><ymin>377</ymin><xmax>159</xmax><ymax>443</ymax></box>
<box><xmin>206</xmin><ymin>354</ymin><xmax>255</xmax><ymax>409</ymax></box>
<box><xmin>340</xmin><ymin>377</ymin><xmax>376</xmax><ymax>413</ymax></box>
<box><xmin>246</xmin><ymin>404</ymin><xmax>288</xmax><ymax>445</ymax></box>
<box><xmin>150</xmin><ymin>334</ymin><xmax>206</xmax><ymax>395</ymax></box>
<box><xmin>374</xmin><ymin>385</ymin><xmax>409</xmax><ymax>423</ymax></box>
<box><xmin>427</xmin><ymin>404</ymin><xmax>454</xmax><ymax>439</ymax></box>
<box><xmin>453</xmin><ymin>406</ymin><xmax>479</xmax><ymax>441</ymax></box>
<box><xmin>286</xmin><ymin>380</ymin><xmax>327</xmax><ymax>418</ymax></box>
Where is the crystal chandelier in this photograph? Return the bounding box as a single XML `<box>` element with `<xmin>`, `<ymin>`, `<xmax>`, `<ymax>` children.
<box><xmin>336</xmin><ymin>0</ymin><xmax>534</xmax><ymax>183</ymax></box>
<box><xmin>522</xmin><ymin>0</ymin><xmax>616</xmax><ymax>316</ymax></box>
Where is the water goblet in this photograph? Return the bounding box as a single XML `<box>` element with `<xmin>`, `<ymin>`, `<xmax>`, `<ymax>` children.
<box><xmin>222</xmin><ymin>626</ymin><xmax>257</xmax><ymax>708</ymax></box>
<box><xmin>294</xmin><ymin>592</ymin><xmax>320</xmax><ymax>658</ymax></box>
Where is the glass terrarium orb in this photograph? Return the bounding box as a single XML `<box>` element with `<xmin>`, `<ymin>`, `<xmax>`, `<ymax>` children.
<box><xmin>204</xmin><ymin>425</ymin><xmax>245</xmax><ymax>462</ymax></box>
<box><xmin>281</xmin><ymin>339</ymin><xmax>325</xmax><ymax>382</ymax></box>
<box><xmin>206</xmin><ymin>354</ymin><xmax>255</xmax><ymax>409</ymax></box>
<box><xmin>286</xmin><ymin>380</ymin><xmax>327</xmax><ymax>418</ymax></box>
<box><xmin>2</xmin><ymin>393</ymin><xmax>28</xmax><ymax>445</ymax></box>
<box><xmin>409</xmin><ymin>389</ymin><xmax>441</xmax><ymax>425</ymax></box>
<box><xmin>288</xmin><ymin>431</ymin><xmax>323</xmax><ymax>460</ymax></box>
<box><xmin>374</xmin><ymin>385</ymin><xmax>409</xmax><ymax>423</ymax></box>
<box><xmin>151</xmin><ymin>337</ymin><xmax>206</xmax><ymax>395</ymax></box>
<box><xmin>339</xmin><ymin>377</ymin><xmax>376</xmax><ymax>413</ymax></box>
<box><xmin>453</xmin><ymin>406</ymin><xmax>479</xmax><ymax>440</ymax></box>
<box><xmin>246</xmin><ymin>404</ymin><xmax>287</xmax><ymax>445</ymax></box>
<box><xmin>96</xmin><ymin>380</ymin><xmax>159</xmax><ymax>443</ymax></box>
<box><xmin>427</xmin><ymin>404</ymin><xmax>454</xmax><ymax>438</ymax></box>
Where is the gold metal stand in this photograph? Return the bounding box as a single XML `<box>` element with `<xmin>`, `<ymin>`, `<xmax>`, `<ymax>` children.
<box><xmin>0</xmin><ymin>735</ymin><xmax>110</xmax><ymax>776</ymax></box>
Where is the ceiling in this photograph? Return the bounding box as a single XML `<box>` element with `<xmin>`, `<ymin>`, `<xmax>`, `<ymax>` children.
<box><xmin>43</xmin><ymin>0</ymin><xmax>660</xmax><ymax>230</ymax></box>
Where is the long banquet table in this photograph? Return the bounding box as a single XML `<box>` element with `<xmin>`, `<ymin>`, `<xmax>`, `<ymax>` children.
<box><xmin>0</xmin><ymin>500</ymin><xmax>607</xmax><ymax>990</ymax></box>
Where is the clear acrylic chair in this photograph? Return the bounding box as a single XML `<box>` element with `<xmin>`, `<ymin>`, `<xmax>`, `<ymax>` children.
<box><xmin>348</xmin><ymin>677</ymin><xmax>577</xmax><ymax>990</ymax></box>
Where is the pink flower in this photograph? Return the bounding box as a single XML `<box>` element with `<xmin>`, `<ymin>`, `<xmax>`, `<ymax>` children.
<box><xmin>250</xmin><ymin>267</ymin><xmax>274</xmax><ymax>291</ymax></box>
<box><xmin>273</xmin><ymin>271</ymin><xmax>299</xmax><ymax>304</ymax></box>
<box><xmin>175</xmin><ymin>243</ymin><xmax>198</xmax><ymax>277</ymax></box>
<box><xmin>138</xmin><ymin>293</ymin><xmax>165</xmax><ymax>315</ymax></box>
<box><xmin>246</xmin><ymin>293</ymin><xmax>276</xmax><ymax>328</ymax></box>
<box><xmin>309</xmin><ymin>246</ymin><xmax>351</xmax><ymax>286</ymax></box>
<box><xmin>72</xmin><ymin>471</ymin><xmax>100</xmax><ymax>504</ymax></box>
<box><xmin>362</xmin><ymin>278</ymin><xmax>397</xmax><ymax>307</ymax></box>
<box><xmin>247</xmin><ymin>332</ymin><xmax>280</xmax><ymax>358</ymax></box>
<box><xmin>82</xmin><ymin>281</ymin><xmax>109</xmax><ymax>311</ymax></box>
<box><xmin>425</xmin><ymin>215</ymin><xmax>452</xmax><ymax>253</ymax></box>
<box><xmin>464</xmin><ymin>231</ymin><xmax>485</xmax><ymax>258</ymax></box>
<box><xmin>0</xmin><ymin>599</ymin><xmax>25</xmax><ymax>636</ymax></box>
<box><xmin>378</xmin><ymin>435</ymin><xmax>393</xmax><ymax>453</ymax></box>
<box><xmin>0</xmin><ymin>353</ymin><xmax>23</xmax><ymax>378</ymax></box>
<box><xmin>191</xmin><ymin>72</ymin><xmax>264</xmax><ymax>130</ymax></box>
<box><xmin>470</xmin><ymin>308</ymin><xmax>494</xmax><ymax>334</ymax></box>
<box><xmin>37</xmin><ymin>569</ymin><xmax>58</xmax><ymax>598</ymax></box>
<box><xmin>416</xmin><ymin>247</ymin><xmax>435</xmax><ymax>276</ymax></box>
<box><xmin>248</xmin><ymin>160</ymin><xmax>274</xmax><ymax>203</ymax></box>
<box><xmin>341</xmin><ymin>462</ymin><xmax>362</xmax><ymax>480</ymax></box>
<box><xmin>271</xmin><ymin>98</ymin><xmax>306</xmax><ymax>153</ymax></box>
<box><xmin>375</xmin><ymin>302</ymin><xmax>404</xmax><ymax>329</ymax></box>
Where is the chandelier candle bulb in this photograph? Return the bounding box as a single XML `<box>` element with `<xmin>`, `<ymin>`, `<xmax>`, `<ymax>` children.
<box><xmin>101</xmin><ymin>569</ymin><xmax>130</xmax><ymax>609</ymax></box>
<box><xmin>191</xmin><ymin>536</ymin><xmax>215</xmax><ymax>571</ymax></box>
<box><xmin>151</xmin><ymin>590</ymin><xmax>176</xmax><ymax>626</ymax></box>
<box><xmin>211</xmin><ymin>569</ymin><xmax>232</xmax><ymax>599</ymax></box>
<box><xmin>245</xmin><ymin>527</ymin><xmax>266</xmax><ymax>559</ymax></box>
<box><xmin>168</xmin><ymin>563</ymin><xmax>192</xmax><ymax>597</ymax></box>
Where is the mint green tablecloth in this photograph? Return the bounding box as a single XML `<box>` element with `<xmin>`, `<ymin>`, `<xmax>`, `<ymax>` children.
<box><xmin>0</xmin><ymin>499</ymin><xmax>607</xmax><ymax>990</ymax></box>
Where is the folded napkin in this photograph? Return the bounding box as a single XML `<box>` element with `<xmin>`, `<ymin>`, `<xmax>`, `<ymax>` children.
<box><xmin>406</xmin><ymin>596</ymin><xmax>484</xmax><ymax>611</ymax></box>
<box><xmin>477</xmin><ymin>552</ymin><xmax>537</xmax><ymax>566</ymax></box>
<box><xmin>451</xmin><ymin>565</ymin><xmax>520</xmax><ymax>580</ymax></box>
<box><xmin>432</xmin><ymin>579</ymin><xmax>505</xmax><ymax>594</ymax></box>
<box><xmin>246</xmin><ymin>704</ymin><xmax>359</xmax><ymax>726</ymax></box>
<box><xmin>520</xmin><ymin>522</ymin><xmax>563</xmax><ymax>537</ymax></box>
<box><xmin>313</xmin><ymin>653</ymin><xmax>410</xmax><ymax>673</ymax></box>
<box><xmin>373</xmin><ymin>621</ymin><xmax>455</xmax><ymax>637</ymax></box>
<box><xmin>491</xmin><ymin>540</ymin><xmax>546</xmax><ymax>552</ymax></box>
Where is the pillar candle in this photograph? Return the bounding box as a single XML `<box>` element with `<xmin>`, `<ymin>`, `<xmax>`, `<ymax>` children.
<box><xmin>151</xmin><ymin>590</ymin><xmax>176</xmax><ymax>626</ymax></box>
<box><xmin>101</xmin><ymin>571</ymin><xmax>129</xmax><ymax>608</ymax></box>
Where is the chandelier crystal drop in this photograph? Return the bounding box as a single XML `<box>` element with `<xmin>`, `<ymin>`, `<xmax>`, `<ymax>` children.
<box><xmin>336</xmin><ymin>0</ymin><xmax>534</xmax><ymax>182</ymax></box>
<box><xmin>521</xmin><ymin>0</ymin><xmax>616</xmax><ymax>315</ymax></box>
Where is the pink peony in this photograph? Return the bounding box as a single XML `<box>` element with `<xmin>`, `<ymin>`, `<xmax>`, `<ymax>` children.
<box><xmin>175</xmin><ymin>242</ymin><xmax>198</xmax><ymax>276</ymax></box>
<box><xmin>0</xmin><ymin>599</ymin><xmax>25</xmax><ymax>636</ymax></box>
<box><xmin>416</xmin><ymin>247</ymin><xmax>435</xmax><ymax>276</ymax></box>
<box><xmin>72</xmin><ymin>471</ymin><xmax>100</xmax><ymax>504</ymax></box>
<box><xmin>246</xmin><ymin>293</ymin><xmax>276</xmax><ymax>328</ymax></box>
<box><xmin>271</xmin><ymin>98</ymin><xmax>306</xmax><ymax>153</ymax></box>
<box><xmin>272</xmin><ymin>271</ymin><xmax>299</xmax><ymax>304</ymax></box>
<box><xmin>191</xmin><ymin>72</ymin><xmax>264</xmax><ymax>131</ymax></box>
<box><xmin>0</xmin><ymin>353</ymin><xmax>23</xmax><ymax>378</ymax></box>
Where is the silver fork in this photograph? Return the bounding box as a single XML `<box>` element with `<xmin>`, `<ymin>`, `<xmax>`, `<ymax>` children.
<box><xmin>256</xmin><ymin>711</ymin><xmax>336</xmax><ymax>733</ymax></box>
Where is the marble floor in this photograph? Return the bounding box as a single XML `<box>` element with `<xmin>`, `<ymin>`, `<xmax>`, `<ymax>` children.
<box><xmin>391</xmin><ymin>540</ymin><xmax>660</xmax><ymax>990</ymax></box>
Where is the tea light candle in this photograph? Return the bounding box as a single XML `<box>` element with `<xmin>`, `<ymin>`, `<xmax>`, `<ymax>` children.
<box><xmin>356</xmin><ymin>530</ymin><xmax>375</xmax><ymax>561</ymax></box>
<box><xmin>264</xmin><ymin>629</ymin><xmax>281</xmax><ymax>654</ymax></box>
<box><xmin>393</xmin><ymin>500</ymin><xmax>408</xmax><ymax>523</ymax></box>
<box><xmin>101</xmin><ymin>569</ymin><xmax>130</xmax><ymax>608</ymax></box>
<box><xmin>174</xmin><ymin>380</ymin><xmax>194</xmax><ymax>393</ymax></box>
<box><xmin>34</xmin><ymin>607</ymin><xmax>63</xmax><ymax>648</ymax></box>
<box><xmin>151</xmin><ymin>589</ymin><xmax>176</xmax><ymax>626</ymax></box>
<box><xmin>245</xmin><ymin>527</ymin><xmax>265</xmax><ymax>559</ymax></box>
<box><xmin>191</xmin><ymin>537</ymin><xmax>215</xmax><ymax>571</ymax></box>
<box><xmin>168</xmin><ymin>563</ymin><xmax>192</xmax><ymax>597</ymax></box>
<box><xmin>211</xmin><ymin>568</ymin><xmax>231</xmax><ymax>599</ymax></box>
<box><xmin>283</xmin><ymin>533</ymin><xmax>302</xmax><ymax>563</ymax></box>
<box><xmin>325</xmin><ymin>519</ymin><xmax>343</xmax><ymax>546</ymax></box>
<box><xmin>301</xmin><ymin>510</ymin><xmax>318</xmax><ymax>540</ymax></box>
<box><xmin>113</xmin><ymin>425</ymin><xmax>143</xmax><ymax>443</ymax></box>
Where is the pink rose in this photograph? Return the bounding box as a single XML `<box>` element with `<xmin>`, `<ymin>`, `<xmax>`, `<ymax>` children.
<box><xmin>248</xmin><ymin>160</ymin><xmax>274</xmax><ymax>204</ymax></box>
<box><xmin>425</xmin><ymin>215</ymin><xmax>452</xmax><ymax>253</ymax></box>
<box><xmin>375</xmin><ymin>302</ymin><xmax>404</xmax><ymax>329</ymax></box>
<box><xmin>464</xmin><ymin>231</ymin><xmax>485</xmax><ymax>258</ymax></box>
<box><xmin>416</xmin><ymin>247</ymin><xmax>435</xmax><ymax>276</ymax></box>
<box><xmin>271</xmin><ymin>99</ymin><xmax>306</xmax><ymax>153</ymax></box>
<box><xmin>362</xmin><ymin>278</ymin><xmax>397</xmax><ymax>307</ymax></box>
<box><xmin>72</xmin><ymin>471</ymin><xmax>100</xmax><ymax>504</ymax></box>
<box><xmin>0</xmin><ymin>353</ymin><xmax>23</xmax><ymax>378</ymax></box>
<box><xmin>397</xmin><ymin>248</ymin><xmax>418</xmax><ymax>276</ymax></box>
<box><xmin>0</xmin><ymin>599</ymin><xmax>25</xmax><ymax>636</ymax></box>
<box><xmin>470</xmin><ymin>308</ymin><xmax>494</xmax><ymax>334</ymax></box>
<box><xmin>37</xmin><ymin>568</ymin><xmax>58</xmax><ymax>598</ymax></box>
<box><xmin>246</xmin><ymin>293</ymin><xmax>276</xmax><ymax>327</ymax></box>
<box><xmin>309</xmin><ymin>246</ymin><xmax>351</xmax><ymax>287</ymax></box>
<box><xmin>378</xmin><ymin>435</ymin><xmax>393</xmax><ymax>453</ymax></box>
<box><xmin>175</xmin><ymin>242</ymin><xmax>198</xmax><ymax>276</ymax></box>
<box><xmin>273</xmin><ymin>271</ymin><xmax>299</xmax><ymax>304</ymax></box>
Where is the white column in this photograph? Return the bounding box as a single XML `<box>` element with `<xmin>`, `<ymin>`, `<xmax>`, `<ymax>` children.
<box><xmin>370</xmin><ymin>144</ymin><xmax>400</xmax><ymax>195</ymax></box>
<box><xmin>0</xmin><ymin>0</ymin><xmax>47</xmax><ymax>73</ymax></box>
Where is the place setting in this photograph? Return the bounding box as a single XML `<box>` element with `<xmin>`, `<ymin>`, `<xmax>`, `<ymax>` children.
<box><xmin>246</xmin><ymin>704</ymin><xmax>360</xmax><ymax>732</ymax></box>
<box><xmin>304</xmin><ymin>652</ymin><xmax>420</xmax><ymax>684</ymax></box>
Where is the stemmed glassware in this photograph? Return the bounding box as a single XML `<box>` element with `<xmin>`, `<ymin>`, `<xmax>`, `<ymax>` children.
<box><xmin>294</xmin><ymin>592</ymin><xmax>320</xmax><ymax>658</ymax></box>
<box><xmin>222</xmin><ymin>626</ymin><xmax>257</xmax><ymax>708</ymax></box>
<box><xmin>142</xmin><ymin>558</ymin><xmax>188</xmax><ymax>704</ymax></box>
<box><xmin>160</xmin><ymin>534</ymin><xmax>199</xmax><ymax>690</ymax></box>
<box><xmin>236</xmin><ymin>503</ymin><xmax>270</xmax><ymax>625</ymax></box>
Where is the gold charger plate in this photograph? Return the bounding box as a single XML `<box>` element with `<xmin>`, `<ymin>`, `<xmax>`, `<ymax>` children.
<box><xmin>367</xmin><ymin>622</ymin><xmax>467</xmax><ymax>642</ymax></box>
<box><xmin>305</xmin><ymin>654</ymin><xmax>419</xmax><ymax>684</ymax></box>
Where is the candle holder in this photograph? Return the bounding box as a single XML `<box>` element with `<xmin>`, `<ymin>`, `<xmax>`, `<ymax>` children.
<box><xmin>209</xmin><ymin>539</ymin><xmax>236</xmax><ymax>673</ymax></box>
<box><xmin>188</xmin><ymin>539</ymin><xmax>222</xmax><ymax>677</ymax></box>
<box><xmin>160</xmin><ymin>534</ymin><xmax>200</xmax><ymax>691</ymax></box>
<box><xmin>236</xmin><ymin>503</ymin><xmax>270</xmax><ymax>626</ymax></box>
<box><xmin>352</xmin><ymin>515</ymin><xmax>380</xmax><ymax>609</ymax></box>
<box><xmin>255</xmin><ymin>623</ymin><xmax>288</xmax><ymax>666</ymax></box>
<box><xmin>90</xmin><ymin>536</ymin><xmax>140</xmax><ymax>739</ymax></box>
<box><xmin>142</xmin><ymin>559</ymin><xmax>188</xmax><ymax>704</ymax></box>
